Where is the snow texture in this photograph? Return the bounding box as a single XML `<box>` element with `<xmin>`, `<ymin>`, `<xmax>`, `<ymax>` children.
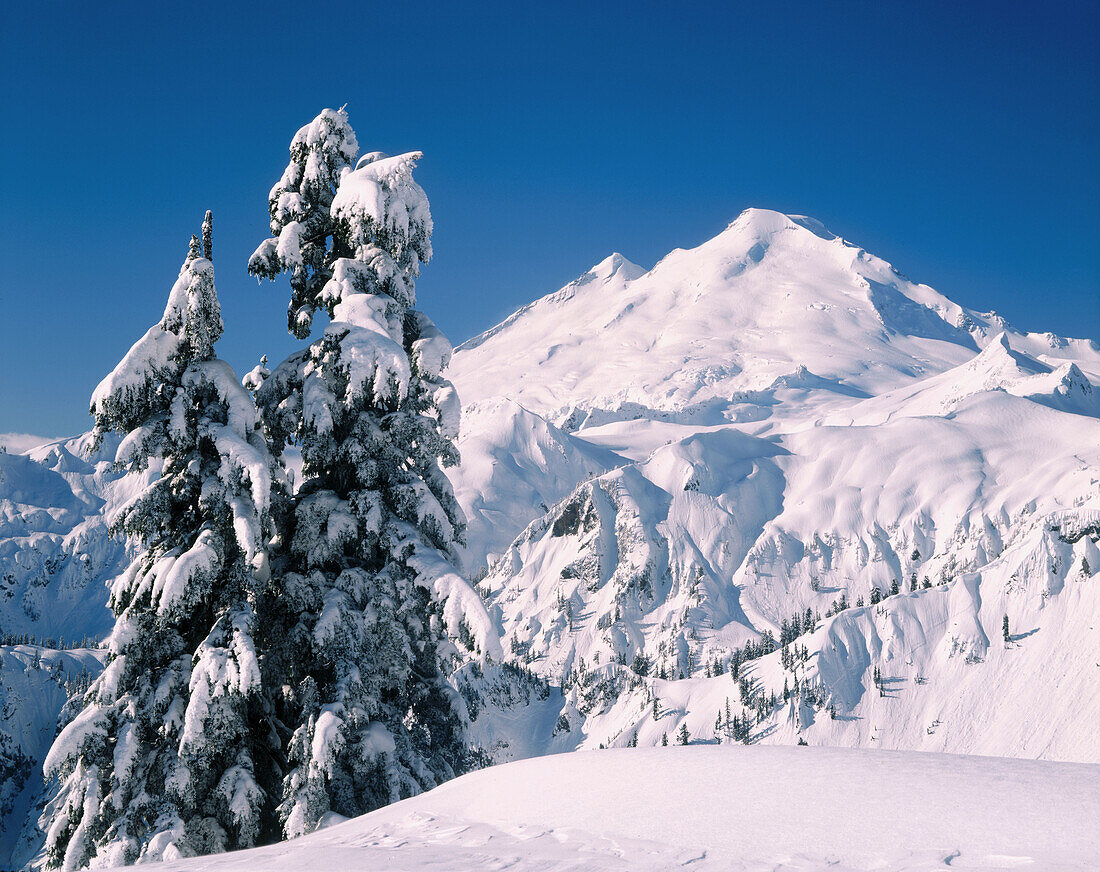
<box><xmin>99</xmin><ymin>746</ymin><xmax>1100</xmax><ymax>872</ymax></box>
<box><xmin>0</xmin><ymin>646</ymin><xmax>105</xmax><ymax>870</ymax></box>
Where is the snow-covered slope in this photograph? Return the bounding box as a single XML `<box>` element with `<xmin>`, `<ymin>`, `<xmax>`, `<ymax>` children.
<box><xmin>0</xmin><ymin>646</ymin><xmax>105</xmax><ymax>870</ymax></box>
<box><xmin>0</xmin><ymin>434</ymin><xmax>132</xmax><ymax>643</ymax></box>
<box><xmin>0</xmin><ymin>436</ymin><xmax>137</xmax><ymax>863</ymax></box>
<box><xmin>102</xmin><ymin>746</ymin><xmax>1100</xmax><ymax>871</ymax></box>
<box><xmin>445</xmin><ymin>208</ymin><xmax>1100</xmax><ymax>765</ymax></box>
<box><xmin>453</xmin><ymin>398</ymin><xmax>626</xmax><ymax>576</ymax></box>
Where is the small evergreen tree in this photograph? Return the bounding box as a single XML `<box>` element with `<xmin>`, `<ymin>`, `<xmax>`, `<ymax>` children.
<box><xmin>677</xmin><ymin>724</ymin><xmax>690</xmax><ymax>745</ymax></box>
<box><xmin>41</xmin><ymin>225</ymin><xmax>281</xmax><ymax>867</ymax></box>
<box><xmin>661</xmin><ymin>732</ymin><xmax>668</xmax><ymax>746</ymax></box>
<box><xmin>1003</xmin><ymin>614</ymin><xmax>1011</xmax><ymax>643</ymax></box>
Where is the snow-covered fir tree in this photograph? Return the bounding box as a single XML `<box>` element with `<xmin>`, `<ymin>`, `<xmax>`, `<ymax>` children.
<box><xmin>250</xmin><ymin>108</ymin><xmax>497</xmax><ymax>838</ymax></box>
<box><xmin>41</xmin><ymin>225</ymin><xmax>282</xmax><ymax>868</ymax></box>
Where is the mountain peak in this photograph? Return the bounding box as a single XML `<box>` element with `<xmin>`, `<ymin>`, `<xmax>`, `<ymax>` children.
<box><xmin>577</xmin><ymin>252</ymin><xmax>645</xmax><ymax>285</ymax></box>
<box><xmin>972</xmin><ymin>332</ymin><xmax>1049</xmax><ymax>377</ymax></box>
<box><xmin>451</xmin><ymin>211</ymin><xmax>1100</xmax><ymax>424</ymax></box>
<box><xmin>726</xmin><ymin>207</ymin><xmax>800</xmax><ymax>236</ymax></box>
<box><xmin>725</xmin><ymin>208</ymin><xmax>838</xmax><ymax>243</ymax></box>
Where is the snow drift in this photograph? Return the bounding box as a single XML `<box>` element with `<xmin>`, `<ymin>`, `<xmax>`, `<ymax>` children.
<box><xmin>100</xmin><ymin>746</ymin><xmax>1100</xmax><ymax>872</ymax></box>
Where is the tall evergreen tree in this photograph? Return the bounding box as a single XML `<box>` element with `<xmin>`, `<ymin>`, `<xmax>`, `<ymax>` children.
<box><xmin>41</xmin><ymin>224</ymin><xmax>281</xmax><ymax>868</ymax></box>
<box><xmin>250</xmin><ymin>109</ymin><xmax>496</xmax><ymax>838</ymax></box>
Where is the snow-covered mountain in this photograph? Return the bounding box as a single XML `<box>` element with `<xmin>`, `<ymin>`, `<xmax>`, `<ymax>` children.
<box><xmin>0</xmin><ymin>436</ymin><xmax>128</xmax><ymax>865</ymax></box>
<box><xmin>0</xmin><ymin>434</ymin><xmax>132</xmax><ymax>643</ymax></box>
<box><xmin>0</xmin><ymin>646</ymin><xmax>104</xmax><ymax>870</ymax></box>
<box><xmin>452</xmin><ymin>209</ymin><xmax>1095</xmax><ymax>432</ymax></box>
<box><xmin>446</xmin><ymin>208</ymin><xmax>1100</xmax><ymax>763</ymax></box>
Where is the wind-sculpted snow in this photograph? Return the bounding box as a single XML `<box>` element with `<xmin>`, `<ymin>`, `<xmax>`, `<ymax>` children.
<box><xmin>453</xmin><ymin>399</ymin><xmax>627</xmax><ymax>575</ymax></box>
<box><xmin>97</xmin><ymin>747</ymin><xmax>1100</xmax><ymax>871</ymax></box>
<box><xmin>824</xmin><ymin>332</ymin><xmax>1100</xmax><ymax>425</ymax></box>
<box><xmin>445</xmin><ymin>207</ymin><xmax>1100</xmax><ymax>765</ymax></box>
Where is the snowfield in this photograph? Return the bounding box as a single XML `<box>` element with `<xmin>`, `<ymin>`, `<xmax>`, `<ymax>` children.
<box><xmin>0</xmin><ymin>434</ymin><xmax>131</xmax><ymax>643</ymax></box>
<box><xmin>103</xmin><ymin>746</ymin><xmax>1100</xmax><ymax>871</ymax></box>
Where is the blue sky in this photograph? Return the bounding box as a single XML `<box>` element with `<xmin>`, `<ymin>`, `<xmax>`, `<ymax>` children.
<box><xmin>1</xmin><ymin>0</ymin><xmax>1097</xmax><ymax>437</ymax></box>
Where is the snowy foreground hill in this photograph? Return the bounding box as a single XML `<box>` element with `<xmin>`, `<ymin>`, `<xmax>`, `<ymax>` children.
<box><xmin>1</xmin><ymin>207</ymin><xmax>1099</xmax><ymax>865</ymax></box>
<box><xmin>103</xmin><ymin>747</ymin><xmax>1100</xmax><ymax>872</ymax></box>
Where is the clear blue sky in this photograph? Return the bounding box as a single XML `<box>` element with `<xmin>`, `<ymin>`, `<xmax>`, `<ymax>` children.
<box><xmin>2</xmin><ymin>0</ymin><xmax>1097</xmax><ymax>437</ymax></box>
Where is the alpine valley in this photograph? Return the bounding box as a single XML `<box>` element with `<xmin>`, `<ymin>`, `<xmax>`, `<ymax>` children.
<box><xmin>2</xmin><ymin>209</ymin><xmax>1098</xmax><ymax>868</ymax></box>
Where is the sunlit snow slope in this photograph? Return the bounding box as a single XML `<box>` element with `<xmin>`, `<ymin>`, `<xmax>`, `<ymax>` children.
<box><xmin>447</xmin><ymin>208</ymin><xmax>1100</xmax><ymax>763</ymax></box>
<box><xmin>105</xmin><ymin>746</ymin><xmax>1100</xmax><ymax>872</ymax></box>
<box><xmin>0</xmin><ymin>434</ymin><xmax>132</xmax><ymax>642</ymax></box>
